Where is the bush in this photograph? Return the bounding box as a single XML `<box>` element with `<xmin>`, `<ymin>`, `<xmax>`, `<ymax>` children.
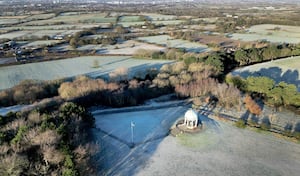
<box><xmin>293</xmin><ymin>132</ymin><xmax>300</xmax><ymax>140</ymax></box>
<box><xmin>235</xmin><ymin>119</ymin><xmax>246</xmax><ymax>128</ymax></box>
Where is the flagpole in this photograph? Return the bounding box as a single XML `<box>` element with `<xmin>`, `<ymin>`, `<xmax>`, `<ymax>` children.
<box><xmin>131</xmin><ymin>121</ymin><xmax>134</xmax><ymax>144</ymax></box>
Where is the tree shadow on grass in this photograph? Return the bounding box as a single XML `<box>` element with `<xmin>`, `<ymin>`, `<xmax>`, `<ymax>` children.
<box><xmin>91</xmin><ymin>105</ymin><xmax>189</xmax><ymax>176</ymax></box>
<box><xmin>86</xmin><ymin>63</ymin><xmax>168</xmax><ymax>81</ymax></box>
<box><xmin>294</xmin><ymin>121</ymin><xmax>300</xmax><ymax>132</ymax></box>
<box><xmin>238</xmin><ymin>66</ymin><xmax>300</xmax><ymax>91</ymax></box>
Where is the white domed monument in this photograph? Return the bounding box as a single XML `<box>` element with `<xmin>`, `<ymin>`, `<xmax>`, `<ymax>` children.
<box><xmin>171</xmin><ymin>109</ymin><xmax>202</xmax><ymax>136</ymax></box>
<box><xmin>184</xmin><ymin>109</ymin><xmax>198</xmax><ymax>129</ymax></box>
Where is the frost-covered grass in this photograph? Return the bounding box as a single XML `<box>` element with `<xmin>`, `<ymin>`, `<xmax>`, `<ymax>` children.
<box><xmin>232</xmin><ymin>56</ymin><xmax>300</xmax><ymax>90</ymax></box>
<box><xmin>94</xmin><ymin>106</ymin><xmax>188</xmax><ymax>144</ymax></box>
<box><xmin>0</xmin><ymin>18</ymin><xmax>20</xmax><ymax>25</ymax></box>
<box><xmin>118</xmin><ymin>20</ymin><xmax>183</xmax><ymax>27</ymax></box>
<box><xmin>192</xmin><ymin>17</ymin><xmax>219</xmax><ymax>23</ymax></box>
<box><xmin>76</xmin><ymin>40</ymin><xmax>165</xmax><ymax>55</ymax></box>
<box><xmin>231</xmin><ymin>24</ymin><xmax>300</xmax><ymax>43</ymax></box>
<box><xmin>25</xmin><ymin>13</ymin><xmax>56</xmax><ymax>21</ymax></box>
<box><xmin>22</xmin><ymin>13</ymin><xmax>116</xmax><ymax>25</ymax></box>
<box><xmin>0</xmin><ymin>31</ymin><xmax>32</xmax><ymax>39</ymax></box>
<box><xmin>119</xmin><ymin>16</ymin><xmax>141</xmax><ymax>22</ymax></box>
<box><xmin>23</xmin><ymin>40</ymin><xmax>63</xmax><ymax>47</ymax></box>
<box><xmin>92</xmin><ymin>104</ymin><xmax>300</xmax><ymax>176</ymax></box>
<box><xmin>152</xmin><ymin>20</ymin><xmax>184</xmax><ymax>25</ymax></box>
<box><xmin>0</xmin><ymin>56</ymin><xmax>172</xmax><ymax>90</ymax></box>
<box><xmin>0</xmin><ymin>29</ymin><xmax>81</xmax><ymax>39</ymax></box>
<box><xmin>118</xmin><ymin>21</ymin><xmax>146</xmax><ymax>27</ymax></box>
<box><xmin>2</xmin><ymin>24</ymin><xmax>100</xmax><ymax>31</ymax></box>
<box><xmin>29</xmin><ymin>30</ymin><xmax>79</xmax><ymax>38</ymax></box>
<box><xmin>137</xmin><ymin>120</ymin><xmax>300</xmax><ymax>176</ymax></box>
<box><xmin>137</xmin><ymin>35</ymin><xmax>210</xmax><ymax>53</ymax></box>
<box><xmin>143</xmin><ymin>13</ymin><xmax>177</xmax><ymax>21</ymax></box>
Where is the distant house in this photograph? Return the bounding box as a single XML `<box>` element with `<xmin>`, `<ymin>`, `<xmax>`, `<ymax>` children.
<box><xmin>53</xmin><ymin>35</ymin><xmax>64</xmax><ymax>40</ymax></box>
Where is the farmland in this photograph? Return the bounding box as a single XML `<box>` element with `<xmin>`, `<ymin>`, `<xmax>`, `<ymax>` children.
<box><xmin>137</xmin><ymin>35</ymin><xmax>210</xmax><ymax>53</ymax></box>
<box><xmin>231</xmin><ymin>24</ymin><xmax>300</xmax><ymax>44</ymax></box>
<box><xmin>21</xmin><ymin>13</ymin><xmax>117</xmax><ymax>26</ymax></box>
<box><xmin>0</xmin><ymin>56</ymin><xmax>172</xmax><ymax>90</ymax></box>
<box><xmin>76</xmin><ymin>40</ymin><xmax>165</xmax><ymax>55</ymax></box>
<box><xmin>22</xmin><ymin>40</ymin><xmax>64</xmax><ymax>48</ymax></box>
<box><xmin>232</xmin><ymin>56</ymin><xmax>300</xmax><ymax>90</ymax></box>
<box><xmin>0</xmin><ymin>2</ymin><xmax>300</xmax><ymax>176</ymax></box>
<box><xmin>0</xmin><ymin>29</ymin><xmax>80</xmax><ymax>39</ymax></box>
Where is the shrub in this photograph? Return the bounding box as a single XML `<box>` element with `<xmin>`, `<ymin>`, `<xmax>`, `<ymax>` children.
<box><xmin>244</xmin><ymin>95</ymin><xmax>262</xmax><ymax>115</ymax></box>
<box><xmin>236</xmin><ymin>119</ymin><xmax>246</xmax><ymax>128</ymax></box>
<box><xmin>11</xmin><ymin>126</ymin><xmax>28</xmax><ymax>145</ymax></box>
<box><xmin>42</xmin><ymin>145</ymin><xmax>64</xmax><ymax>165</ymax></box>
<box><xmin>0</xmin><ymin>153</ymin><xmax>29</xmax><ymax>176</ymax></box>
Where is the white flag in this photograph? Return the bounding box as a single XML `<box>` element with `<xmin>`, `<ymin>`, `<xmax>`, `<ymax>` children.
<box><xmin>131</xmin><ymin>121</ymin><xmax>135</xmax><ymax>127</ymax></box>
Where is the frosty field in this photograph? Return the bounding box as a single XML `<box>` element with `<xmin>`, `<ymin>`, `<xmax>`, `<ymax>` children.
<box><xmin>232</xmin><ymin>56</ymin><xmax>300</xmax><ymax>90</ymax></box>
<box><xmin>23</xmin><ymin>40</ymin><xmax>63</xmax><ymax>47</ymax></box>
<box><xmin>92</xmin><ymin>104</ymin><xmax>300</xmax><ymax>176</ymax></box>
<box><xmin>22</xmin><ymin>13</ymin><xmax>116</xmax><ymax>25</ymax></box>
<box><xmin>0</xmin><ymin>56</ymin><xmax>172</xmax><ymax>90</ymax></box>
<box><xmin>137</xmin><ymin>121</ymin><xmax>300</xmax><ymax>176</ymax></box>
<box><xmin>142</xmin><ymin>13</ymin><xmax>177</xmax><ymax>20</ymax></box>
<box><xmin>0</xmin><ymin>29</ymin><xmax>80</xmax><ymax>39</ymax></box>
<box><xmin>231</xmin><ymin>24</ymin><xmax>300</xmax><ymax>43</ymax></box>
<box><xmin>77</xmin><ymin>40</ymin><xmax>165</xmax><ymax>55</ymax></box>
<box><xmin>137</xmin><ymin>35</ymin><xmax>210</xmax><ymax>53</ymax></box>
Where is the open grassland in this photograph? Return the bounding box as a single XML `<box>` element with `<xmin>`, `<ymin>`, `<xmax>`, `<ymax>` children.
<box><xmin>92</xmin><ymin>105</ymin><xmax>300</xmax><ymax>176</ymax></box>
<box><xmin>137</xmin><ymin>120</ymin><xmax>300</xmax><ymax>176</ymax></box>
<box><xmin>137</xmin><ymin>35</ymin><xmax>210</xmax><ymax>53</ymax></box>
<box><xmin>0</xmin><ymin>18</ymin><xmax>20</xmax><ymax>25</ymax></box>
<box><xmin>118</xmin><ymin>20</ymin><xmax>183</xmax><ymax>27</ymax></box>
<box><xmin>119</xmin><ymin>15</ymin><xmax>141</xmax><ymax>22</ymax></box>
<box><xmin>77</xmin><ymin>40</ymin><xmax>165</xmax><ymax>55</ymax></box>
<box><xmin>23</xmin><ymin>40</ymin><xmax>63</xmax><ymax>47</ymax></box>
<box><xmin>0</xmin><ymin>29</ymin><xmax>80</xmax><ymax>39</ymax></box>
<box><xmin>192</xmin><ymin>17</ymin><xmax>219</xmax><ymax>23</ymax></box>
<box><xmin>24</xmin><ymin>13</ymin><xmax>56</xmax><ymax>21</ymax></box>
<box><xmin>142</xmin><ymin>13</ymin><xmax>177</xmax><ymax>20</ymax></box>
<box><xmin>21</xmin><ymin>13</ymin><xmax>116</xmax><ymax>25</ymax></box>
<box><xmin>232</xmin><ymin>56</ymin><xmax>300</xmax><ymax>90</ymax></box>
<box><xmin>0</xmin><ymin>30</ymin><xmax>32</xmax><ymax>39</ymax></box>
<box><xmin>0</xmin><ymin>56</ymin><xmax>172</xmax><ymax>90</ymax></box>
<box><xmin>231</xmin><ymin>24</ymin><xmax>300</xmax><ymax>43</ymax></box>
<box><xmin>1</xmin><ymin>24</ymin><xmax>101</xmax><ymax>31</ymax></box>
